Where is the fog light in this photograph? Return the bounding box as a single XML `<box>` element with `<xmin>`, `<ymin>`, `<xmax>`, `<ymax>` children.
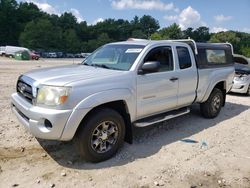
<box><xmin>44</xmin><ymin>119</ymin><xmax>52</xmax><ymax>129</ymax></box>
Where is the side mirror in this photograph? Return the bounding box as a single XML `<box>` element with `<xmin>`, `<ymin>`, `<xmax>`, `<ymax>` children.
<box><xmin>139</xmin><ymin>61</ymin><xmax>160</xmax><ymax>74</ymax></box>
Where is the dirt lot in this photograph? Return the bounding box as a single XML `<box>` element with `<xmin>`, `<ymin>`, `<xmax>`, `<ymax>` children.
<box><xmin>0</xmin><ymin>57</ymin><xmax>249</xmax><ymax>188</ymax></box>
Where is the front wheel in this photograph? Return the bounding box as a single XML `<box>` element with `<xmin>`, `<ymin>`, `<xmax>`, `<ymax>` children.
<box><xmin>200</xmin><ymin>88</ymin><xmax>223</xmax><ymax>118</ymax></box>
<box><xmin>74</xmin><ymin>108</ymin><xmax>125</xmax><ymax>162</ymax></box>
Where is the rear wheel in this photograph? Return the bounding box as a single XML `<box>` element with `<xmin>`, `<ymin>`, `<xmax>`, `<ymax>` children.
<box><xmin>75</xmin><ymin>108</ymin><xmax>125</xmax><ymax>162</ymax></box>
<box><xmin>200</xmin><ymin>88</ymin><xmax>223</xmax><ymax>118</ymax></box>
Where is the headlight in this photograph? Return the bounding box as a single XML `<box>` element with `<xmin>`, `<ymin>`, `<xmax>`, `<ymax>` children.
<box><xmin>36</xmin><ymin>85</ymin><xmax>70</xmax><ymax>106</ymax></box>
<box><xmin>234</xmin><ymin>75</ymin><xmax>249</xmax><ymax>82</ymax></box>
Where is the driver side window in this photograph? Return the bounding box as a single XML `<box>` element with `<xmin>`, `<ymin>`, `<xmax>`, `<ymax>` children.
<box><xmin>144</xmin><ymin>46</ymin><xmax>173</xmax><ymax>72</ymax></box>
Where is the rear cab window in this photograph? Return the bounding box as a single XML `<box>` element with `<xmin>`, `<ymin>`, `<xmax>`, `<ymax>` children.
<box><xmin>206</xmin><ymin>50</ymin><xmax>226</xmax><ymax>64</ymax></box>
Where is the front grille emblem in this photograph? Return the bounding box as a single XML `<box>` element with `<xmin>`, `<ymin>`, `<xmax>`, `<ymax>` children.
<box><xmin>20</xmin><ymin>85</ymin><xmax>26</xmax><ymax>93</ymax></box>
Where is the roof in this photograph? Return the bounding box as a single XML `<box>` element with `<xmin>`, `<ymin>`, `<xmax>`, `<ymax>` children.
<box><xmin>196</xmin><ymin>42</ymin><xmax>232</xmax><ymax>49</ymax></box>
<box><xmin>108</xmin><ymin>39</ymin><xmax>190</xmax><ymax>47</ymax></box>
<box><xmin>107</xmin><ymin>39</ymin><xmax>233</xmax><ymax>55</ymax></box>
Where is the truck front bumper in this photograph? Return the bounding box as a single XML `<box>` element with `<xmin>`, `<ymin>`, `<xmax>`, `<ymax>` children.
<box><xmin>11</xmin><ymin>93</ymin><xmax>80</xmax><ymax>140</ymax></box>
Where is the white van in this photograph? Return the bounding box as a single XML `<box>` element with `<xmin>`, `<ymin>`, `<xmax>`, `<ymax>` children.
<box><xmin>5</xmin><ymin>46</ymin><xmax>28</xmax><ymax>57</ymax></box>
<box><xmin>0</xmin><ymin>46</ymin><xmax>6</xmax><ymax>56</ymax></box>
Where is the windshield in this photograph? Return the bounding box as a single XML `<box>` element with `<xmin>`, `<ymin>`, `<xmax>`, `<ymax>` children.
<box><xmin>82</xmin><ymin>44</ymin><xmax>144</xmax><ymax>71</ymax></box>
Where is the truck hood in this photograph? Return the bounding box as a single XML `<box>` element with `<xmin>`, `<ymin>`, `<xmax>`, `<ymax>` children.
<box><xmin>24</xmin><ymin>64</ymin><xmax>124</xmax><ymax>86</ymax></box>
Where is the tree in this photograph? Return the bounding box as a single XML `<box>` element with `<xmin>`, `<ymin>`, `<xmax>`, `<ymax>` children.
<box><xmin>19</xmin><ymin>19</ymin><xmax>62</xmax><ymax>50</ymax></box>
<box><xmin>130</xmin><ymin>16</ymin><xmax>140</xmax><ymax>30</ymax></box>
<box><xmin>183</xmin><ymin>27</ymin><xmax>194</xmax><ymax>39</ymax></box>
<box><xmin>62</xmin><ymin>29</ymin><xmax>81</xmax><ymax>53</ymax></box>
<box><xmin>0</xmin><ymin>0</ymin><xmax>19</xmax><ymax>45</ymax></box>
<box><xmin>131</xmin><ymin>30</ymin><xmax>146</xmax><ymax>39</ymax></box>
<box><xmin>150</xmin><ymin>32</ymin><xmax>163</xmax><ymax>40</ymax></box>
<box><xmin>76</xmin><ymin>21</ymin><xmax>90</xmax><ymax>41</ymax></box>
<box><xmin>240</xmin><ymin>46</ymin><xmax>250</xmax><ymax>57</ymax></box>
<box><xmin>159</xmin><ymin>23</ymin><xmax>182</xmax><ymax>39</ymax></box>
<box><xmin>58</xmin><ymin>12</ymin><xmax>77</xmax><ymax>30</ymax></box>
<box><xmin>193</xmin><ymin>27</ymin><xmax>210</xmax><ymax>42</ymax></box>
<box><xmin>235</xmin><ymin>31</ymin><xmax>250</xmax><ymax>56</ymax></box>
<box><xmin>139</xmin><ymin>15</ymin><xmax>160</xmax><ymax>38</ymax></box>
<box><xmin>210</xmin><ymin>31</ymin><xmax>241</xmax><ymax>53</ymax></box>
<box><xmin>84</xmin><ymin>33</ymin><xmax>112</xmax><ymax>52</ymax></box>
<box><xmin>17</xmin><ymin>2</ymin><xmax>42</xmax><ymax>23</ymax></box>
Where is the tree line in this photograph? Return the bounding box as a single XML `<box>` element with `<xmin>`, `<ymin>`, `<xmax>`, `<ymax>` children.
<box><xmin>0</xmin><ymin>0</ymin><xmax>249</xmax><ymax>56</ymax></box>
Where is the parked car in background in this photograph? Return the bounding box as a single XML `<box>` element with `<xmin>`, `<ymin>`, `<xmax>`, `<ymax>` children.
<box><xmin>65</xmin><ymin>53</ymin><xmax>74</xmax><ymax>58</ymax></box>
<box><xmin>231</xmin><ymin>54</ymin><xmax>250</xmax><ymax>95</ymax></box>
<box><xmin>14</xmin><ymin>50</ymin><xmax>30</xmax><ymax>60</ymax></box>
<box><xmin>48</xmin><ymin>52</ymin><xmax>57</xmax><ymax>58</ymax></box>
<box><xmin>5</xmin><ymin>46</ymin><xmax>28</xmax><ymax>58</ymax></box>
<box><xmin>14</xmin><ymin>50</ymin><xmax>40</xmax><ymax>60</ymax></box>
<box><xmin>0</xmin><ymin>46</ymin><xmax>6</xmax><ymax>56</ymax></box>
<box><xmin>56</xmin><ymin>52</ymin><xmax>65</xmax><ymax>58</ymax></box>
<box><xmin>81</xmin><ymin>53</ymin><xmax>91</xmax><ymax>58</ymax></box>
<box><xmin>40</xmin><ymin>52</ymin><xmax>48</xmax><ymax>58</ymax></box>
<box><xmin>74</xmin><ymin>53</ymin><xmax>83</xmax><ymax>58</ymax></box>
<box><xmin>29</xmin><ymin>50</ymin><xmax>40</xmax><ymax>60</ymax></box>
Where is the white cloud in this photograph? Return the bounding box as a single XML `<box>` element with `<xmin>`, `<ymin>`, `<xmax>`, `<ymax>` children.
<box><xmin>111</xmin><ymin>0</ymin><xmax>174</xmax><ymax>11</ymax></box>
<box><xmin>25</xmin><ymin>1</ymin><xmax>85</xmax><ymax>23</ymax></box>
<box><xmin>164</xmin><ymin>6</ymin><xmax>206</xmax><ymax>29</ymax></box>
<box><xmin>26</xmin><ymin>0</ymin><xmax>59</xmax><ymax>15</ymax></box>
<box><xmin>92</xmin><ymin>18</ymin><xmax>104</xmax><ymax>25</ymax></box>
<box><xmin>70</xmin><ymin>8</ymin><xmax>84</xmax><ymax>23</ymax></box>
<box><xmin>214</xmin><ymin>14</ymin><xmax>232</xmax><ymax>22</ymax></box>
<box><xmin>211</xmin><ymin>27</ymin><xmax>228</xmax><ymax>33</ymax></box>
<box><xmin>164</xmin><ymin>15</ymin><xmax>178</xmax><ymax>21</ymax></box>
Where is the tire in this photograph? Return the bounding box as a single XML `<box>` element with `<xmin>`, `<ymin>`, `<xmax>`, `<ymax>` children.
<box><xmin>74</xmin><ymin>108</ymin><xmax>125</xmax><ymax>162</ymax></box>
<box><xmin>200</xmin><ymin>88</ymin><xmax>223</xmax><ymax>119</ymax></box>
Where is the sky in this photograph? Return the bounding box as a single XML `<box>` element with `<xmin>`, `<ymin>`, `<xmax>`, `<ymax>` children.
<box><xmin>17</xmin><ymin>0</ymin><xmax>250</xmax><ymax>33</ymax></box>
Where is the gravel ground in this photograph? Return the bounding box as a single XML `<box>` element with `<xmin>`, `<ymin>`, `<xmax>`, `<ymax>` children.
<box><xmin>0</xmin><ymin>57</ymin><xmax>249</xmax><ymax>188</ymax></box>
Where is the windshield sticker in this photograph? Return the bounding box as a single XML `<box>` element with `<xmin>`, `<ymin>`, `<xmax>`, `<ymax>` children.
<box><xmin>125</xmin><ymin>48</ymin><xmax>143</xmax><ymax>53</ymax></box>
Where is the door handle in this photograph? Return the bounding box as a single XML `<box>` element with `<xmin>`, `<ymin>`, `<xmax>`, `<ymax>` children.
<box><xmin>169</xmin><ymin>77</ymin><xmax>178</xmax><ymax>81</ymax></box>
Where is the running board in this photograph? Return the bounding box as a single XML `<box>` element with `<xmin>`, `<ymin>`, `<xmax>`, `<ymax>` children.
<box><xmin>134</xmin><ymin>107</ymin><xmax>190</xmax><ymax>127</ymax></box>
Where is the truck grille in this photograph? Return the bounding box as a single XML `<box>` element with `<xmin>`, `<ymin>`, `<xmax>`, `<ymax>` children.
<box><xmin>16</xmin><ymin>79</ymin><xmax>33</xmax><ymax>103</ymax></box>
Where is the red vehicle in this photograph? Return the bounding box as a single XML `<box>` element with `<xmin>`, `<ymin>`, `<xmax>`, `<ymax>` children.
<box><xmin>29</xmin><ymin>51</ymin><xmax>40</xmax><ymax>60</ymax></box>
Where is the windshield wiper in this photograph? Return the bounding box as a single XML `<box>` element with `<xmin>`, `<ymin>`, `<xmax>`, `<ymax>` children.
<box><xmin>91</xmin><ymin>64</ymin><xmax>111</xmax><ymax>69</ymax></box>
<box><xmin>81</xmin><ymin>62</ymin><xmax>90</xmax><ymax>66</ymax></box>
<box><xmin>82</xmin><ymin>63</ymin><xmax>123</xmax><ymax>71</ymax></box>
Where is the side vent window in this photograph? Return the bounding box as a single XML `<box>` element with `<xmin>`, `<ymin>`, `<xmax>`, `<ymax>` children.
<box><xmin>177</xmin><ymin>47</ymin><xmax>192</xmax><ymax>69</ymax></box>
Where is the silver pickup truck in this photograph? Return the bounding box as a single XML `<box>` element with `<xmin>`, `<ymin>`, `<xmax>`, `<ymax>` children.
<box><xmin>11</xmin><ymin>39</ymin><xmax>234</xmax><ymax>162</ymax></box>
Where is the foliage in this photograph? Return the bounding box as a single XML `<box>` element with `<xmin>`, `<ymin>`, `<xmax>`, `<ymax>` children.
<box><xmin>0</xmin><ymin>0</ymin><xmax>19</xmax><ymax>45</ymax></box>
<box><xmin>150</xmin><ymin>32</ymin><xmax>163</xmax><ymax>40</ymax></box>
<box><xmin>183</xmin><ymin>27</ymin><xmax>210</xmax><ymax>42</ymax></box>
<box><xmin>209</xmin><ymin>31</ymin><xmax>241</xmax><ymax>53</ymax></box>
<box><xmin>19</xmin><ymin>19</ymin><xmax>62</xmax><ymax>50</ymax></box>
<box><xmin>139</xmin><ymin>15</ymin><xmax>160</xmax><ymax>38</ymax></box>
<box><xmin>158</xmin><ymin>23</ymin><xmax>182</xmax><ymax>39</ymax></box>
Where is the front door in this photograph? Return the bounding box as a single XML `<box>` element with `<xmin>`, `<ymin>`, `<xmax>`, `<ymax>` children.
<box><xmin>136</xmin><ymin>46</ymin><xmax>178</xmax><ymax>119</ymax></box>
